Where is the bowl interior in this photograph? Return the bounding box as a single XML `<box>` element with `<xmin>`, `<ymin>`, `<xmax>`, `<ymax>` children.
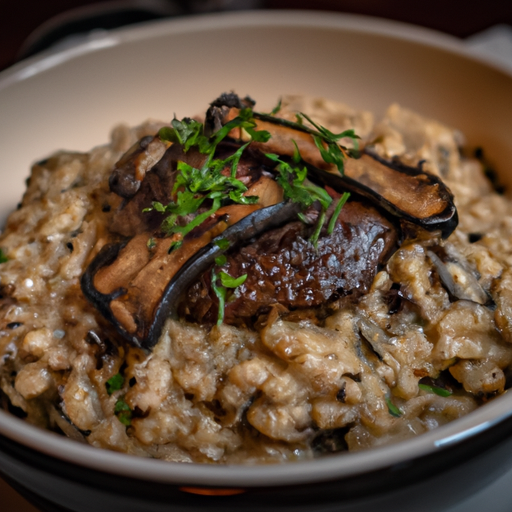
<box><xmin>1</xmin><ymin>10</ymin><xmax>512</xmax><ymax>487</ymax></box>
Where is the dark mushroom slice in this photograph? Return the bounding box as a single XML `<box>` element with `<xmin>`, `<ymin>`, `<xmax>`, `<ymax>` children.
<box><xmin>48</xmin><ymin>405</ymin><xmax>89</xmax><ymax>443</ymax></box>
<box><xmin>427</xmin><ymin>246</ymin><xmax>492</xmax><ymax>306</ymax></box>
<box><xmin>182</xmin><ymin>198</ymin><xmax>398</xmax><ymax>325</ymax></box>
<box><xmin>206</xmin><ymin>102</ymin><xmax>458</xmax><ymax>238</ymax></box>
<box><xmin>81</xmin><ymin>201</ymin><xmax>301</xmax><ymax>348</ymax></box>
<box><xmin>204</xmin><ymin>93</ymin><xmax>255</xmax><ymax>136</ymax></box>
<box><xmin>109</xmin><ymin>135</ymin><xmax>170</xmax><ymax>199</ymax></box>
<box><xmin>304</xmin><ymin>152</ymin><xmax>458</xmax><ymax>239</ymax></box>
<box><xmin>109</xmin><ymin>143</ymin><xmax>209</xmax><ymax>237</ymax></box>
<box><xmin>109</xmin><ymin>141</ymin><xmax>277</xmax><ymax>238</ymax></box>
<box><xmin>206</xmin><ymin>103</ymin><xmax>331</xmax><ymax>170</ymax></box>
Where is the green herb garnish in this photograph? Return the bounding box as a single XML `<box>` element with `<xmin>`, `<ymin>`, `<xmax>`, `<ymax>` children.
<box><xmin>0</xmin><ymin>249</ymin><xmax>8</xmax><ymax>264</ymax></box>
<box><xmin>149</xmin><ymin>105</ymin><xmax>356</xmax><ymax>253</ymax></box>
<box><xmin>386</xmin><ymin>396</ymin><xmax>402</xmax><ymax>418</ymax></box>
<box><xmin>296</xmin><ymin>112</ymin><xmax>360</xmax><ymax>174</ymax></box>
<box><xmin>211</xmin><ymin>270</ymin><xmax>227</xmax><ymax>326</ymax></box>
<box><xmin>214</xmin><ymin>238</ymin><xmax>230</xmax><ymax>250</ymax></box>
<box><xmin>418</xmin><ymin>383</ymin><xmax>452</xmax><ymax>397</ymax></box>
<box><xmin>254</xmin><ymin>110</ymin><xmax>360</xmax><ymax>175</ymax></box>
<box><xmin>218</xmin><ymin>271</ymin><xmax>247</xmax><ymax>288</ymax></box>
<box><xmin>327</xmin><ymin>192</ymin><xmax>351</xmax><ymax>235</ymax></box>
<box><xmin>211</xmin><ymin>269</ymin><xmax>248</xmax><ymax>325</ymax></box>
<box><xmin>146</xmin><ymin>238</ymin><xmax>157</xmax><ymax>251</ymax></box>
<box><xmin>215</xmin><ymin>254</ymin><xmax>227</xmax><ymax>267</ymax></box>
<box><xmin>106</xmin><ymin>373</ymin><xmax>124</xmax><ymax>395</ymax></box>
<box><xmin>158</xmin><ymin>117</ymin><xmax>203</xmax><ymax>152</ymax></box>
<box><xmin>269</xmin><ymin>98</ymin><xmax>282</xmax><ymax>116</ymax></box>
<box><xmin>147</xmin><ymin>109</ymin><xmax>268</xmax><ymax>239</ymax></box>
<box><xmin>114</xmin><ymin>397</ymin><xmax>132</xmax><ymax>426</ymax></box>
<box><xmin>265</xmin><ymin>152</ymin><xmax>336</xmax><ymax>247</ymax></box>
<box><xmin>168</xmin><ymin>240</ymin><xmax>183</xmax><ymax>253</ymax></box>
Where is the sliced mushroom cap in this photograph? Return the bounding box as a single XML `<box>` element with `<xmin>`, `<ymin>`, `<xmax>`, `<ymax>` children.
<box><xmin>109</xmin><ymin>135</ymin><xmax>170</xmax><ymax>199</ymax></box>
<box><xmin>206</xmin><ymin>100</ymin><xmax>458</xmax><ymax>238</ymax></box>
<box><xmin>81</xmin><ymin>201</ymin><xmax>301</xmax><ymax>348</ymax></box>
<box><xmin>427</xmin><ymin>245</ymin><xmax>492</xmax><ymax>305</ymax></box>
<box><xmin>182</xmin><ymin>198</ymin><xmax>398</xmax><ymax>325</ymax></box>
<box><xmin>307</xmin><ymin>152</ymin><xmax>458</xmax><ymax>238</ymax></box>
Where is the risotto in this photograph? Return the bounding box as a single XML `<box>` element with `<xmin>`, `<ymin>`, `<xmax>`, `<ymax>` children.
<box><xmin>1</xmin><ymin>93</ymin><xmax>512</xmax><ymax>464</ymax></box>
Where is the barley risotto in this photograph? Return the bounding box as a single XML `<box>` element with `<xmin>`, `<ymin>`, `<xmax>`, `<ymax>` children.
<box><xmin>1</xmin><ymin>93</ymin><xmax>511</xmax><ymax>464</ymax></box>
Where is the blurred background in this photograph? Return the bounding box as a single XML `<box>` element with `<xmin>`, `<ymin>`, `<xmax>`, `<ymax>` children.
<box><xmin>2</xmin><ymin>0</ymin><xmax>512</xmax><ymax>72</ymax></box>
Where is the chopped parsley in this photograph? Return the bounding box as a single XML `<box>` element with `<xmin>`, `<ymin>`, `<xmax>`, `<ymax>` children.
<box><xmin>214</xmin><ymin>254</ymin><xmax>227</xmax><ymax>266</ymax></box>
<box><xmin>269</xmin><ymin>98</ymin><xmax>282</xmax><ymax>116</ymax></box>
<box><xmin>158</xmin><ymin>117</ymin><xmax>203</xmax><ymax>152</ymax></box>
<box><xmin>218</xmin><ymin>271</ymin><xmax>247</xmax><ymax>288</ymax></box>
<box><xmin>114</xmin><ymin>397</ymin><xmax>132</xmax><ymax>426</ymax></box>
<box><xmin>418</xmin><ymin>383</ymin><xmax>452</xmax><ymax>397</ymax></box>
<box><xmin>146</xmin><ymin>238</ymin><xmax>157</xmax><ymax>251</ymax></box>
<box><xmin>327</xmin><ymin>192</ymin><xmax>351</xmax><ymax>235</ymax></box>
<box><xmin>146</xmin><ymin>109</ymin><xmax>268</xmax><ymax>240</ymax></box>
<box><xmin>265</xmin><ymin>152</ymin><xmax>340</xmax><ymax>247</ymax></box>
<box><xmin>0</xmin><ymin>249</ymin><xmax>8</xmax><ymax>263</ymax></box>
<box><xmin>146</xmin><ymin>104</ymin><xmax>355</xmax><ymax>252</ymax></box>
<box><xmin>214</xmin><ymin>238</ymin><xmax>230</xmax><ymax>250</ymax></box>
<box><xmin>211</xmin><ymin>268</ymin><xmax>248</xmax><ymax>326</ymax></box>
<box><xmin>296</xmin><ymin>112</ymin><xmax>360</xmax><ymax>174</ymax></box>
<box><xmin>386</xmin><ymin>396</ymin><xmax>402</xmax><ymax>418</ymax></box>
<box><xmin>106</xmin><ymin>373</ymin><xmax>124</xmax><ymax>395</ymax></box>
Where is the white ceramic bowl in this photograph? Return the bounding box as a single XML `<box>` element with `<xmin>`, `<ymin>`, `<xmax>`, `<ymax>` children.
<box><xmin>2</xmin><ymin>10</ymin><xmax>512</xmax><ymax>512</ymax></box>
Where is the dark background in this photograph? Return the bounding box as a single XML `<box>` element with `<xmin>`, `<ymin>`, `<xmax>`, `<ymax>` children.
<box><xmin>1</xmin><ymin>0</ymin><xmax>512</xmax><ymax>71</ymax></box>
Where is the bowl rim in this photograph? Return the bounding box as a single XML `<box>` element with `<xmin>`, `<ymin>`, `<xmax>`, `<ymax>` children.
<box><xmin>1</xmin><ymin>8</ymin><xmax>512</xmax><ymax>488</ymax></box>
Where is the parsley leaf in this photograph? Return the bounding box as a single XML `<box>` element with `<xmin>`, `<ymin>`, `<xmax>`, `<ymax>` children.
<box><xmin>298</xmin><ymin>112</ymin><xmax>359</xmax><ymax>144</ymax></box>
<box><xmin>265</xmin><ymin>153</ymin><xmax>331</xmax><ymax>210</ymax></box>
<box><xmin>256</xmin><ymin>110</ymin><xmax>360</xmax><ymax>174</ymax></box>
<box><xmin>386</xmin><ymin>396</ymin><xmax>402</xmax><ymax>417</ymax></box>
<box><xmin>303</xmin><ymin>119</ymin><xmax>359</xmax><ymax>173</ymax></box>
<box><xmin>211</xmin><ymin>269</ymin><xmax>248</xmax><ymax>325</ymax></box>
<box><xmin>106</xmin><ymin>373</ymin><xmax>124</xmax><ymax>395</ymax></box>
<box><xmin>168</xmin><ymin>240</ymin><xmax>183</xmax><ymax>253</ymax></box>
<box><xmin>215</xmin><ymin>255</ymin><xmax>227</xmax><ymax>266</ymax></box>
<box><xmin>214</xmin><ymin>238</ymin><xmax>230</xmax><ymax>250</ymax></box>
<box><xmin>114</xmin><ymin>397</ymin><xmax>132</xmax><ymax>426</ymax></box>
<box><xmin>327</xmin><ymin>192</ymin><xmax>350</xmax><ymax>235</ymax></box>
<box><xmin>268</xmin><ymin>98</ymin><xmax>282</xmax><ymax>116</ymax></box>
<box><xmin>211</xmin><ymin>269</ymin><xmax>227</xmax><ymax>326</ymax></box>
<box><xmin>158</xmin><ymin>117</ymin><xmax>203</xmax><ymax>152</ymax></box>
<box><xmin>265</xmin><ymin>152</ymin><xmax>334</xmax><ymax>247</ymax></box>
<box><xmin>219</xmin><ymin>271</ymin><xmax>247</xmax><ymax>288</ymax></box>
<box><xmin>0</xmin><ymin>249</ymin><xmax>7</xmax><ymax>264</ymax></box>
<box><xmin>419</xmin><ymin>383</ymin><xmax>452</xmax><ymax>397</ymax></box>
<box><xmin>148</xmin><ymin>108</ymin><xmax>267</xmax><ymax>240</ymax></box>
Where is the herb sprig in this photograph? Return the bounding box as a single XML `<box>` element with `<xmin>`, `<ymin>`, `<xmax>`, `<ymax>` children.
<box><xmin>296</xmin><ymin>112</ymin><xmax>360</xmax><ymax>174</ymax></box>
<box><xmin>145</xmin><ymin>109</ymin><xmax>269</xmax><ymax>244</ymax></box>
<box><xmin>114</xmin><ymin>397</ymin><xmax>132</xmax><ymax>426</ymax></box>
<box><xmin>265</xmin><ymin>148</ymin><xmax>350</xmax><ymax>247</ymax></box>
<box><xmin>386</xmin><ymin>396</ymin><xmax>402</xmax><ymax>418</ymax></box>
<box><xmin>106</xmin><ymin>373</ymin><xmax>124</xmax><ymax>395</ymax></box>
<box><xmin>211</xmin><ymin>268</ymin><xmax>248</xmax><ymax>325</ymax></box>
<box><xmin>253</xmin><ymin>110</ymin><xmax>360</xmax><ymax>175</ymax></box>
<box><xmin>418</xmin><ymin>383</ymin><xmax>452</xmax><ymax>397</ymax></box>
<box><xmin>0</xmin><ymin>249</ymin><xmax>8</xmax><ymax>264</ymax></box>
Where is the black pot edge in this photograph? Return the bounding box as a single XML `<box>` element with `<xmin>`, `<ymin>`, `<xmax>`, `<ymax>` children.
<box><xmin>1</xmin><ymin>409</ymin><xmax>512</xmax><ymax>511</ymax></box>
